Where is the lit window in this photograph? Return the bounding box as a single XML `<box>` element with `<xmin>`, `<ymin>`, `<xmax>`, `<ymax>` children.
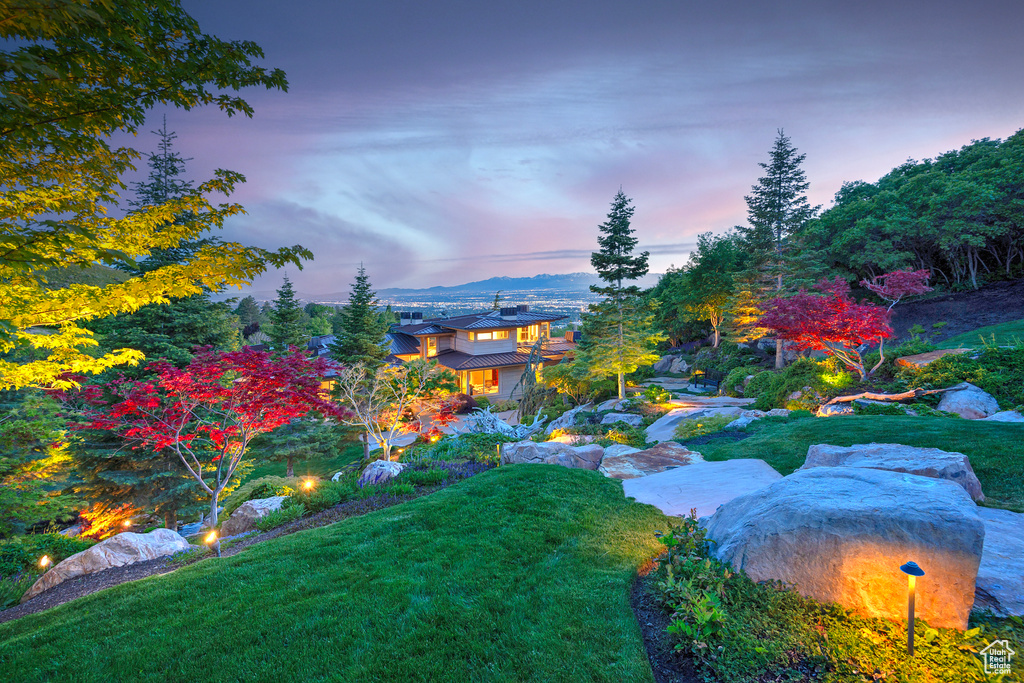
<box><xmin>467</xmin><ymin>369</ymin><xmax>499</xmax><ymax>394</ymax></box>
<box><xmin>426</xmin><ymin>337</ymin><xmax>437</xmax><ymax>357</ymax></box>
<box><xmin>473</xmin><ymin>330</ymin><xmax>509</xmax><ymax>341</ymax></box>
<box><xmin>518</xmin><ymin>324</ymin><xmax>541</xmax><ymax>343</ymax></box>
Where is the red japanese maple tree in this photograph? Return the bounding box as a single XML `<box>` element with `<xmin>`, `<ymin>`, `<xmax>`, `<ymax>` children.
<box><xmin>759</xmin><ymin>278</ymin><xmax>893</xmax><ymax>380</ymax></box>
<box><xmin>78</xmin><ymin>348</ymin><xmax>343</xmax><ymax>529</ymax></box>
<box><xmin>861</xmin><ymin>269</ymin><xmax>932</xmax><ymax>311</ymax></box>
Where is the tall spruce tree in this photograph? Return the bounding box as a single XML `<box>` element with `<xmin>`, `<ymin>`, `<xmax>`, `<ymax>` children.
<box><xmin>329</xmin><ymin>265</ymin><xmax>389</xmax><ymax>366</ymax></box>
<box><xmin>580</xmin><ymin>190</ymin><xmax>664</xmax><ymax>399</ymax></box>
<box><xmin>268</xmin><ymin>276</ymin><xmax>307</xmax><ymax>350</ymax></box>
<box><xmin>92</xmin><ymin>121</ymin><xmax>239</xmax><ymax>370</ymax></box>
<box><xmin>731</xmin><ymin>130</ymin><xmax>819</xmax><ymax>367</ymax></box>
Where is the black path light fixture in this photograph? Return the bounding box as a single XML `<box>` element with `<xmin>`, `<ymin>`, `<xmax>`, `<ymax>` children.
<box><xmin>900</xmin><ymin>560</ymin><xmax>926</xmax><ymax>655</ymax></box>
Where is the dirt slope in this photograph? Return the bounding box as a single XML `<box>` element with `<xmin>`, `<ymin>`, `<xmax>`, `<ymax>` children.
<box><xmin>889</xmin><ymin>278</ymin><xmax>1024</xmax><ymax>344</ymax></box>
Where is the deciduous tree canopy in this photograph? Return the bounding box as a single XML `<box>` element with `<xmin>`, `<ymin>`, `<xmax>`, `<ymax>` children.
<box><xmin>1</xmin><ymin>0</ymin><xmax>310</xmax><ymax>390</ymax></box>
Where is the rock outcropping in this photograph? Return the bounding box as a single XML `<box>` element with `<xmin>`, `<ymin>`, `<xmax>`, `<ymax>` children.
<box><xmin>358</xmin><ymin>459</ymin><xmax>407</xmax><ymax>487</ymax></box>
<box><xmin>704</xmin><ymin>467</ymin><xmax>985</xmax><ymax>629</ymax></box>
<box><xmin>501</xmin><ymin>440</ymin><xmax>604</xmax><ymax>470</ymax></box>
<box><xmin>22</xmin><ymin>529</ymin><xmax>190</xmax><ymax>602</ymax></box>
<box><xmin>220</xmin><ymin>496</ymin><xmax>287</xmax><ymax>537</ymax></box>
<box><xmin>937</xmin><ymin>382</ymin><xmax>1000</xmax><ymax>419</ymax></box>
<box><xmin>800</xmin><ymin>443</ymin><xmax>985</xmax><ymax>501</ymax></box>
<box><xmin>599</xmin><ymin>441</ymin><xmax>703</xmax><ymax>479</ymax></box>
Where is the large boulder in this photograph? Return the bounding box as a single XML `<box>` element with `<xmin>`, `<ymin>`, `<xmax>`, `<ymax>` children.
<box><xmin>668</xmin><ymin>358</ymin><xmax>690</xmax><ymax>374</ymax></box>
<box><xmin>652</xmin><ymin>356</ymin><xmax>675</xmax><ymax>373</ymax></box>
<box><xmin>644</xmin><ymin>405</ymin><xmax>744</xmax><ymax>444</ymax></box>
<box><xmin>704</xmin><ymin>467</ymin><xmax>985</xmax><ymax>629</ymax></box>
<box><xmin>597</xmin><ymin>398</ymin><xmax>630</xmax><ymax>412</ymax></box>
<box><xmin>501</xmin><ymin>440</ymin><xmax>604</xmax><ymax>470</ymax></box>
<box><xmin>817</xmin><ymin>403</ymin><xmax>854</xmax><ymax>417</ymax></box>
<box><xmin>723</xmin><ymin>415</ymin><xmax>757</xmax><ymax>431</ymax></box>
<box><xmin>220</xmin><ymin>496</ymin><xmax>287</xmax><ymax>537</ymax></box>
<box><xmin>981</xmin><ymin>410</ymin><xmax>1024</xmax><ymax>423</ymax></box>
<box><xmin>21</xmin><ymin>529</ymin><xmax>190</xmax><ymax>602</ymax></box>
<box><xmin>973</xmin><ymin>507</ymin><xmax>1024</xmax><ymax>617</ymax></box>
<box><xmin>544</xmin><ymin>403</ymin><xmax>593</xmax><ymax>436</ymax></box>
<box><xmin>896</xmin><ymin>348</ymin><xmax>971</xmax><ymax>369</ymax></box>
<box><xmin>599</xmin><ymin>441</ymin><xmax>703</xmax><ymax>479</ymax></box>
<box><xmin>800</xmin><ymin>443</ymin><xmax>985</xmax><ymax>501</ymax></box>
<box><xmin>622</xmin><ymin>459</ymin><xmax>782</xmax><ymax>518</ymax></box>
<box><xmin>600</xmin><ymin>412</ymin><xmax>643</xmax><ymax>427</ymax></box>
<box><xmin>937</xmin><ymin>382</ymin><xmax>1000</xmax><ymax>419</ymax></box>
<box><xmin>358</xmin><ymin>459</ymin><xmax>407</xmax><ymax>487</ymax></box>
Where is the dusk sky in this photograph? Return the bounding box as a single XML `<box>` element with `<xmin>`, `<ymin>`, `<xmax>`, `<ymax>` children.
<box><xmin>156</xmin><ymin>1</ymin><xmax>1024</xmax><ymax>294</ymax></box>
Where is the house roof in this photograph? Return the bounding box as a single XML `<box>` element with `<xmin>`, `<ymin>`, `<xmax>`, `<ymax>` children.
<box><xmin>388</xmin><ymin>332</ymin><xmax>421</xmax><ymax>356</ymax></box>
<box><xmin>391</xmin><ymin>309</ymin><xmax>566</xmax><ymax>333</ymax></box>
<box><xmin>431</xmin><ymin>350</ymin><xmax>535</xmax><ymax>371</ymax></box>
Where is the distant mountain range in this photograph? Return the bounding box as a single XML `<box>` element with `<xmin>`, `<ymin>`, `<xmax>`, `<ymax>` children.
<box><xmin>378</xmin><ymin>272</ymin><xmax>661</xmax><ymax>295</ymax></box>
<box><xmin>238</xmin><ymin>272</ymin><xmax>663</xmax><ymax>303</ymax></box>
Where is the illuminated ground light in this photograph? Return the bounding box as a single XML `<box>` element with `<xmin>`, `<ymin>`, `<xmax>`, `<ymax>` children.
<box><xmin>39</xmin><ymin>555</ymin><xmax>51</xmax><ymax>570</ymax></box>
<box><xmin>900</xmin><ymin>560</ymin><xmax>926</xmax><ymax>656</ymax></box>
<box><xmin>303</xmin><ymin>478</ymin><xmax>316</xmax><ymax>491</ymax></box>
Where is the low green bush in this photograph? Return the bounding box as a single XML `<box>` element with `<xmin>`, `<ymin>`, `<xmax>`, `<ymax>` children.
<box><xmin>398</xmin><ymin>468</ymin><xmax>448</xmax><ymax>487</ymax></box>
<box><xmin>413</xmin><ymin>432</ymin><xmax>513</xmax><ymax>466</ymax></box>
<box><xmin>743</xmin><ymin>370</ymin><xmax>782</xmax><ymax>410</ymax></box>
<box><xmin>0</xmin><ymin>573</ymin><xmax>38</xmax><ymax>609</ymax></box>
<box><xmin>672</xmin><ymin>414</ymin><xmax>736</xmax><ymax>440</ymax></box>
<box><xmin>0</xmin><ymin>534</ymin><xmax>95</xmax><ymax>579</ymax></box>
<box><xmin>594</xmin><ymin>426</ymin><xmax>648</xmax><ymax>449</ymax></box>
<box><xmin>897</xmin><ymin>347</ymin><xmax>1024</xmax><ymax>409</ymax></box>
<box><xmin>721</xmin><ymin>365</ymin><xmax>761</xmax><ymax>397</ymax></box>
<box><xmin>255</xmin><ymin>504</ymin><xmax>306</xmax><ymax>532</ymax></box>
<box><xmin>281</xmin><ymin>478</ymin><xmax>358</xmax><ymax>514</ymax></box>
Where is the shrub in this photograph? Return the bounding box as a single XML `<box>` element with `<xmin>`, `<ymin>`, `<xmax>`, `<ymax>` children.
<box><xmin>595</xmin><ymin>426</ymin><xmax>648</xmax><ymax>449</ymax></box>
<box><xmin>721</xmin><ymin>365</ymin><xmax>762</xmax><ymax>397</ymax></box>
<box><xmin>673</xmin><ymin>414</ymin><xmax>736</xmax><ymax>440</ymax></box>
<box><xmin>418</xmin><ymin>432</ymin><xmax>513</xmax><ymax>466</ymax></box>
<box><xmin>282</xmin><ymin>479</ymin><xmax>356</xmax><ymax>514</ymax></box>
<box><xmin>0</xmin><ymin>572</ymin><xmax>38</xmax><ymax>609</ymax></box>
<box><xmin>642</xmin><ymin>385</ymin><xmax>672</xmax><ymax>403</ymax></box>
<box><xmin>255</xmin><ymin>504</ymin><xmax>306</xmax><ymax>532</ymax></box>
<box><xmin>398</xmin><ymin>468</ymin><xmax>448</xmax><ymax>487</ymax></box>
<box><xmin>0</xmin><ymin>533</ymin><xmax>96</xmax><ymax>579</ymax></box>
<box><xmin>223</xmin><ymin>476</ymin><xmax>298</xmax><ymax>516</ymax></box>
<box><xmin>898</xmin><ymin>347</ymin><xmax>1024</xmax><ymax>408</ymax></box>
<box><xmin>744</xmin><ymin>371</ymin><xmax>782</xmax><ymax>411</ymax></box>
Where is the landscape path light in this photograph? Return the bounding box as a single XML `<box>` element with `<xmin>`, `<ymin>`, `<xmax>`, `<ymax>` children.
<box><xmin>900</xmin><ymin>561</ymin><xmax>925</xmax><ymax>655</ymax></box>
<box><xmin>205</xmin><ymin>530</ymin><xmax>221</xmax><ymax>558</ymax></box>
<box><xmin>303</xmin><ymin>478</ymin><xmax>316</xmax><ymax>491</ymax></box>
<box><xmin>39</xmin><ymin>555</ymin><xmax>52</xmax><ymax>571</ymax></box>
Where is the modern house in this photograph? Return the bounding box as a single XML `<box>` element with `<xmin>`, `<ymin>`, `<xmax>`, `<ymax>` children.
<box><xmin>384</xmin><ymin>306</ymin><xmax>576</xmax><ymax>400</ymax></box>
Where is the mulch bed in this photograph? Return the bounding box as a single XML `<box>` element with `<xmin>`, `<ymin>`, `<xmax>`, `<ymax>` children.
<box><xmin>631</xmin><ymin>559</ymin><xmax>701</xmax><ymax>683</ymax></box>
<box><xmin>0</xmin><ymin>486</ymin><xmax>446</xmax><ymax>626</ymax></box>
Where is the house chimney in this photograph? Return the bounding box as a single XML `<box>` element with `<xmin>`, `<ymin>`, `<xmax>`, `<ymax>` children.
<box><xmin>499</xmin><ymin>306</ymin><xmax>518</xmax><ymax>321</ymax></box>
<box><xmin>399</xmin><ymin>312</ymin><xmax>412</xmax><ymax>326</ymax></box>
<box><xmin>517</xmin><ymin>304</ymin><xmax>530</xmax><ymax>313</ymax></box>
<box><xmin>411</xmin><ymin>312</ymin><xmax>423</xmax><ymax>322</ymax></box>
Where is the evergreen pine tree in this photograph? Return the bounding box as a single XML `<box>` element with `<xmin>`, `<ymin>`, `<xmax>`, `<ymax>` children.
<box><xmin>581</xmin><ymin>190</ymin><xmax>664</xmax><ymax>399</ymax></box>
<box><xmin>329</xmin><ymin>264</ymin><xmax>389</xmax><ymax>366</ymax></box>
<box><xmin>730</xmin><ymin>130</ymin><xmax>820</xmax><ymax>366</ymax></box>
<box><xmin>235</xmin><ymin>296</ymin><xmax>263</xmax><ymax>327</ymax></box>
<box><xmin>267</xmin><ymin>276</ymin><xmax>308</xmax><ymax>350</ymax></box>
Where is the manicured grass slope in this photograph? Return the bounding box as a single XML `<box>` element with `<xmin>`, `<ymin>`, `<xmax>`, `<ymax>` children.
<box><xmin>938</xmin><ymin>318</ymin><xmax>1024</xmax><ymax>348</ymax></box>
<box><xmin>696</xmin><ymin>415</ymin><xmax>1024</xmax><ymax>511</ymax></box>
<box><xmin>0</xmin><ymin>466</ymin><xmax>667</xmax><ymax>683</ymax></box>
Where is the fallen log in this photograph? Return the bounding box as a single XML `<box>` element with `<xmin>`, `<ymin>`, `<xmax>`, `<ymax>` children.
<box><xmin>825</xmin><ymin>387</ymin><xmax>952</xmax><ymax>405</ymax></box>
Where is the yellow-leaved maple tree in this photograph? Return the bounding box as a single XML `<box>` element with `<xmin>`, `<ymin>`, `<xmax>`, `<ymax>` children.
<box><xmin>1</xmin><ymin>0</ymin><xmax>311</xmax><ymax>389</ymax></box>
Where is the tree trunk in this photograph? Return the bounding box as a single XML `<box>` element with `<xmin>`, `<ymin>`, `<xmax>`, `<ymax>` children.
<box><xmin>209</xmin><ymin>492</ymin><xmax>221</xmax><ymax>529</ymax></box>
<box><xmin>362</xmin><ymin>431</ymin><xmax>370</xmax><ymax>460</ymax></box>
<box><xmin>617</xmin><ymin>299</ymin><xmax>625</xmax><ymax>399</ymax></box>
<box><xmin>286</xmin><ymin>456</ymin><xmax>294</xmax><ymax>478</ymax></box>
<box><xmin>617</xmin><ymin>372</ymin><xmax>625</xmax><ymax>400</ymax></box>
<box><xmin>775</xmin><ymin>338</ymin><xmax>785</xmax><ymax>369</ymax></box>
<box><xmin>383</xmin><ymin>443</ymin><xmax>392</xmax><ymax>461</ymax></box>
<box><xmin>713</xmin><ymin>326</ymin><xmax>720</xmax><ymax>348</ymax></box>
<box><xmin>164</xmin><ymin>509</ymin><xmax>177</xmax><ymax>532</ymax></box>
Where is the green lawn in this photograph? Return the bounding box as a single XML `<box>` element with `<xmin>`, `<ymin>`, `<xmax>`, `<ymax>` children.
<box><xmin>694</xmin><ymin>415</ymin><xmax>1024</xmax><ymax>511</ymax></box>
<box><xmin>0</xmin><ymin>466</ymin><xmax>667</xmax><ymax>683</ymax></box>
<box><xmin>938</xmin><ymin>319</ymin><xmax>1024</xmax><ymax>348</ymax></box>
